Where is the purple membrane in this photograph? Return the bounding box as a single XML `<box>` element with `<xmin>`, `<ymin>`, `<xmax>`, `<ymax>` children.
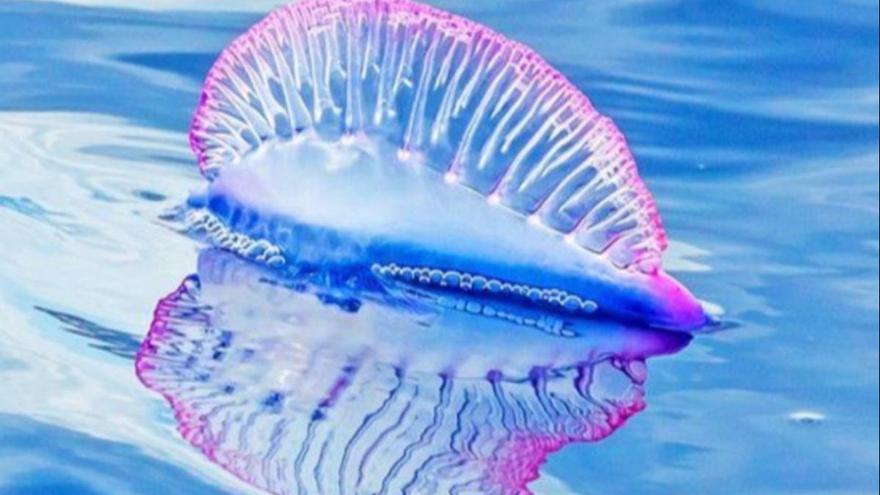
<box><xmin>136</xmin><ymin>250</ymin><xmax>689</xmax><ymax>494</ymax></box>
<box><xmin>185</xmin><ymin>0</ymin><xmax>707</xmax><ymax>331</ymax></box>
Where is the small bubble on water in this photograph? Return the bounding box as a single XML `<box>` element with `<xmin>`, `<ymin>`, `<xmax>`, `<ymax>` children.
<box><xmin>787</xmin><ymin>410</ymin><xmax>825</xmax><ymax>424</ymax></box>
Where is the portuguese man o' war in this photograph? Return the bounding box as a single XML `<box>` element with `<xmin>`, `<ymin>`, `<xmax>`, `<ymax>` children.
<box><xmin>138</xmin><ymin>1</ymin><xmax>707</xmax><ymax>491</ymax></box>
<box><xmin>185</xmin><ymin>0</ymin><xmax>707</xmax><ymax>332</ymax></box>
<box><xmin>136</xmin><ymin>249</ymin><xmax>690</xmax><ymax>495</ymax></box>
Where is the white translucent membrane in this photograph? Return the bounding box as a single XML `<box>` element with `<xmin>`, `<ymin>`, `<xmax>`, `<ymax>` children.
<box><xmin>136</xmin><ymin>250</ymin><xmax>689</xmax><ymax>494</ymax></box>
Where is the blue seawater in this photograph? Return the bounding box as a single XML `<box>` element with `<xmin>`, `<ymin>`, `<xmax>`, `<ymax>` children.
<box><xmin>0</xmin><ymin>1</ymin><xmax>877</xmax><ymax>494</ymax></box>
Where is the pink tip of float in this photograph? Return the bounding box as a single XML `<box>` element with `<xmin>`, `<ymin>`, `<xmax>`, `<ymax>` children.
<box><xmin>644</xmin><ymin>269</ymin><xmax>706</xmax><ymax>331</ymax></box>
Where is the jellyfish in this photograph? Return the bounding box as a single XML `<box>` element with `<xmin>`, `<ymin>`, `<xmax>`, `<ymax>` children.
<box><xmin>185</xmin><ymin>0</ymin><xmax>706</xmax><ymax>332</ymax></box>
<box><xmin>136</xmin><ymin>249</ymin><xmax>690</xmax><ymax>495</ymax></box>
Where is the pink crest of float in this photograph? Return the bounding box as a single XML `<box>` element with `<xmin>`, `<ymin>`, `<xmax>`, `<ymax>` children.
<box><xmin>189</xmin><ymin>0</ymin><xmax>667</xmax><ymax>272</ymax></box>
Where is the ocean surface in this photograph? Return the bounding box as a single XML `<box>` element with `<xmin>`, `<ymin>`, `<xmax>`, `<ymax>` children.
<box><xmin>0</xmin><ymin>1</ymin><xmax>877</xmax><ymax>494</ymax></box>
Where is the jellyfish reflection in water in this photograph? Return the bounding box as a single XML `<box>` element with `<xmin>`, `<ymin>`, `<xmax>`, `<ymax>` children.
<box><xmin>136</xmin><ymin>250</ymin><xmax>689</xmax><ymax>495</ymax></box>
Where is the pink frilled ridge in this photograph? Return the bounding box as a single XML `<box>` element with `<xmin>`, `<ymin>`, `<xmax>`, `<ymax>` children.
<box><xmin>189</xmin><ymin>0</ymin><xmax>669</xmax><ymax>275</ymax></box>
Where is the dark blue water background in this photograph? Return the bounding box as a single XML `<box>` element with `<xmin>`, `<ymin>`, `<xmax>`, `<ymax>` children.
<box><xmin>0</xmin><ymin>1</ymin><xmax>877</xmax><ymax>494</ymax></box>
